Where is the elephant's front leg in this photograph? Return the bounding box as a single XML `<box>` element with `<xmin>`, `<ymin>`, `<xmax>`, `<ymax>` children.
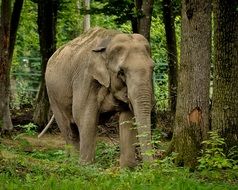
<box><xmin>74</xmin><ymin>94</ymin><xmax>99</xmax><ymax>164</ymax></box>
<box><xmin>119</xmin><ymin>111</ymin><xmax>138</xmax><ymax>168</ymax></box>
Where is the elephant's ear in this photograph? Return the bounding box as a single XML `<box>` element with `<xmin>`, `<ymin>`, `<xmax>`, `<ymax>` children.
<box><xmin>89</xmin><ymin>58</ymin><xmax>110</xmax><ymax>88</ymax></box>
<box><xmin>89</xmin><ymin>38</ymin><xmax>111</xmax><ymax>87</ymax></box>
<box><xmin>92</xmin><ymin>38</ymin><xmax>111</xmax><ymax>52</ymax></box>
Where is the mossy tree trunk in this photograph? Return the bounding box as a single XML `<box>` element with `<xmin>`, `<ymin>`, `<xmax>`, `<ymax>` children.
<box><xmin>173</xmin><ymin>0</ymin><xmax>211</xmax><ymax>168</ymax></box>
<box><xmin>0</xmin><ymin>0</ymin><xmax>13</xmax><ymax>131</ymax></box>
<box><xmin>0</xmin><ymin>0</ymin><xmax>24</xmax><ymax>132</ymax></box>
<box><xmin>211</xmin><ymin>0</ymin><xmax>238</xmax><ymax>152</ymax></box>
<box><xmin>162</xmin><ymin>0</ymin><xmax>178</xmax><ymax>122</ymax></box>
<box><xmin>33</xmin><ymin>0</ymin><xmax>58</xmax><ymax>129</ymax></box>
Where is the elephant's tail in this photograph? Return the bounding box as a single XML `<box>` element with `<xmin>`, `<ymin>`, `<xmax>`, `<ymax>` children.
<box><xmin>38</xmin><ymin>115</ymin><xmax>55</xmax><ymax>138</ymax></box>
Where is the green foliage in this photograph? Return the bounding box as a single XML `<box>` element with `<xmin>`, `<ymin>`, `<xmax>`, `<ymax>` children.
<box><xmin>154</xmin><ymin>76</ymin><xmax>169</xmax><ymax>110</ymax></box>
<box><xmin>11</xmin><ymin>58</ymin><xmax>41</xmax><ymax>104</ymax></box>
<box><xmin>1</xmin><ymin>134</ymin><xmax>238</xmax><ymax>189</ymax></box>
<box><xmin>151</xmin><ymin>128</ymin><xmax>162</xmax><ymax>149</ymax></box>
<box><xmin>57</xmin><ymin>0</ymin><xmax>82</xmax><ymax>46</ymax></box>
<box><xmin>93</xmin><ymin>0</ymin><xmax>135</xmax><ymax>25</ymax></box>
<box><xmin>95</xmin><ymin>141</ymin><xmax>119</xmax><ymax>168</ymax></box>
<box><xmin>91</xmin><ymin>2</ymin><xmax>117</xmax><ymax>30</ymax></box>
<box><xmin>151</xmin><ymin>15</ymin><xmax>181</xmax><ymax>111</ymax></box>
<box><xmin>10</xmin><ymin>80</ymin><xmax>34</xmax><ymax>109</ymax></box>
<box><xmin>154</xmin><ymin>152</ymin><xmax>178</xmax><ymax>172</ymax></box>
<box><xmin>13</xmin><ymin>0</ymin><xmax>39</xmax><ymax>61</ymax></box>
<box><xmin>17</xmin><ymin>123</ymin><xmax>38</xmax><ymax>135</ymax></box>
<box><xmin>198</xmin><ymin>131</ymin><xmax>235</xmax><ymax>170</ymax></box>
<box><xmin>228</xmin><ymin>146</ymin><xmax>238</xmax><ymax>167</ymax></box>
<box><xmin>11</xmin><ymin>0</ymin><xmax>41</xmax><ymax>109</ymax></box>
<box><xmin>30</xmin><ymin>149</ymin><xmax>66</xmax><ymax>161</ymax></box>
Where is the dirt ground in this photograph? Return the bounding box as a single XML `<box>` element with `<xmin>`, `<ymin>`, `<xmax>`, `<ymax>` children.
<box><xmin>1</xmin><ymin>132</ymin><xmax>119</xmax><ymax>150</ymax></box>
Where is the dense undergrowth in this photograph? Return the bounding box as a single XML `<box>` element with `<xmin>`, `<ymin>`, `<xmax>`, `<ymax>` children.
<box><xmin>0</xmin><ymin>128</ymin><xmax>238</xmax><ymax>190</ymax></box>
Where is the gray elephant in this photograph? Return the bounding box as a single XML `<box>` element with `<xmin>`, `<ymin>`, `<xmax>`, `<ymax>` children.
<box><xmin>45</xmin><ymin>27</ymin><xmax>154</xmax><ymax>167</ymax></box>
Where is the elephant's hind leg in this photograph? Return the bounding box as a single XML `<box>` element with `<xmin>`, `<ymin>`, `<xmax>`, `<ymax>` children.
<box><xmin>50</xmin><ymin>100</ymin><xmax>80</xmax><ymax>149</ymax></box>
<box><xmin>69</xmin><ymin>122</ymin><xmax>80</xmax><ymax>148</ymax></box>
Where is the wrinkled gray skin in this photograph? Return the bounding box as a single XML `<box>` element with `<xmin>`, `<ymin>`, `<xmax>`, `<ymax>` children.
<box><xmin>45</xmin><ymin>28</ymin><xmax>154</xmax><ymax>167</ymax></box>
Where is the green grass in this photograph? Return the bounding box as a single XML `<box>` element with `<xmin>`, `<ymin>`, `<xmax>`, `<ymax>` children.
<box><xmin>0</xmin><ymin>134</ymin><xmax>238</xmax><ymax>190</ymax></box>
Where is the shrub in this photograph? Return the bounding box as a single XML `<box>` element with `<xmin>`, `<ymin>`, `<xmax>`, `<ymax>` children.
<box><xmin>198</xmin><ymin>131</ymin><xmax>233</xmax><ymax>170</ymax></box>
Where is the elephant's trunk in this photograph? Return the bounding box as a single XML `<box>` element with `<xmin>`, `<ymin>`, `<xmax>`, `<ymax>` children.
<box><xmin>130</xmin><ymin>85</ymin><xmax>153</xmax><ymax>162</ymax></box>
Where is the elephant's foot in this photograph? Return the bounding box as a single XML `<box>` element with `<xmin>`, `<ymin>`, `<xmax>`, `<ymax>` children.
<box><xmin>79</xmin><ymin>137</ymin><xmax>96</xmax><ymax>165</ymax></box>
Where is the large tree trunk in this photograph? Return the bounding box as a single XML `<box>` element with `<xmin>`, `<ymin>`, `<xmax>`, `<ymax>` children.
<box><xmin>0</xmin><ymin>0</ymin><xmax>13</xmax><ymax>131</ymax></box>
<box><xmin>0</xmin><ymin>0</ymin><xmax>24</xmax><ymax>132</ymax></box>
<box><xmin>211</xmin><ymin>0</ymin><xmax>238</xmax><ymax>152</ymax></box>
<box><xmin>162</xmin><ymin>0</ymin><xmax>178</xmax><ymax>122</ymax></box>
<box><xmin>134</xmin><ymin>0</ymin><xmax>154</xmax><ymax>41</ymax></box>
<box><xmin>173</xmin><ymin>0</ymin><xmax>211</xmax><ymax>168</ymax></box>
<box><xmin>33</xmin><ymin>0</ymin><xmax>58</xmax><ymax>128</ymax></box>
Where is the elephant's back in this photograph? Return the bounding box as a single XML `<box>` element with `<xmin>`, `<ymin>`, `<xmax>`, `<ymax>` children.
<box><xmin>47</xmin><ymin>27</ymin><xmax>120</xmax><ymax>67</ymax></box>
<box><xmin>67</xmin><ymin>27</ymin><xmax>120</xmax><ymax>51</ymax></box>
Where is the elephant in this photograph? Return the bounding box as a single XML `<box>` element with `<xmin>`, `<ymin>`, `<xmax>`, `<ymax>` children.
<box><xmin>45</xmin><ymin>27</ymin><xmax>154</xmax><ymax>167</ymax></box>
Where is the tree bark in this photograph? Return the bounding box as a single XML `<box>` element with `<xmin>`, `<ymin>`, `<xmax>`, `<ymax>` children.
<box><xmin>9</xmin><ymin>0</ymin><xmax>24</xmax><ymax>63</ymax></box>
<box><xmin>0</xmin><ymin>0</ymin><xmax>13</xmax><ymax>131</ymax></box>
<box><xmin>173</xmin><ymin>0</ymin><xmax>211</xmax><ymax>168</ymax></box>
<box><xmin>33</xmin><ymin>0</ymin><xmax>58</xmax><ymax>128</ymax></box>
<box><xmin>162</xmin><ymin>0</ymin><xmax>178</xmax><ymax>121</ymax></box>
<box><xmin>83</xmin><ymin>0</ymin><xmax>90</xmax><ymax>32</ymax></box>
<box><xmin>211</xmin><ymin>0</ymin><xmax>238</xmax><ymax>152</ymax></box>
<box><xmin>131</xmin><ymin>16</ymin><xmax>138</xmax><ymax>33</ymax></box>
<box><xmin>134</xmin><ymin>0</ymin><xmax>154</xmax><ymax>41</ymax></box>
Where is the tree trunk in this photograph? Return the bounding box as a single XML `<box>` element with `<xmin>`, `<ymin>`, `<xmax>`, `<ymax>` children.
<box><xmin>131</xmin><ymin>17</ymin><xmax>138</xmax><ymax>33</ymax></box>
<box><xmin>0</xmin><ymin>0</ymin><xmax>13</xmax><ymax>131</ymax></box>
<box><xmin>211</xmin><ymin>0</ymin><xmax>238</xmax><ymax>152</ymax></box>
<box><xmin>33</xmin><ymin>0</ymin><xmax>58</xmax><ymax>128</ymax></box>
<box><xmin>134</xmin><ymin>0</ymin><xmax>154</xmax><ymax>41</ymax></box>
<box><xmin>173</xmin><ymin>0</ymin><xmax>211</xmax><ymax>168</ymax></box>
<box><xmin>9</xmin><ymin>0</ymin><xmax>24</xmax><ymax>63</ymax></box>
<box><xmin>83</xmin><ymin>0</ymin><xmax>90</xmax><ymax>32</ymax></box>
<box><xmin>162</xmin><ymin>0</ymin><xmax>178</xmax><ymax>122</ymax></box>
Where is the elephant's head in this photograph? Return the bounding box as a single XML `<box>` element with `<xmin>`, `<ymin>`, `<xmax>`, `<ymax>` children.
<box><xmin>91</xmin><ymin>33</ymin><xmax>154</xmax><ymax>162</ymax></box>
